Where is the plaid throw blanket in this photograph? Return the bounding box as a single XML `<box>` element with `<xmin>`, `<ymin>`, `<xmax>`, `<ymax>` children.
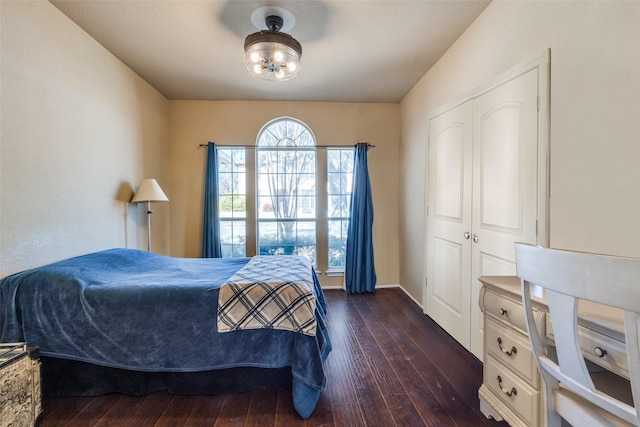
<box><xmin>217</xmin><ymin>256</ymin><xmax>317</xmax><ymax>336</ymax></box>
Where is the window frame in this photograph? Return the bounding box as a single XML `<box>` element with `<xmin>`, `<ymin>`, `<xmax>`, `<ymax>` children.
<box><xmin>215</xmin><ymin>117</ymin><xmax>354</xmax><ymax>276</ymax></box>
<box><xmin>255</xmin><ymin>118</ymin><xmax>318</xmax><ymax>264</ymax></box>
<box><xmin>326</xmin><ymin>148</ymin><xmax>354</xmax><ymax>272</ymax></box>
<box><xmin>218</xmin><ymin>147</ymin><xmax>247</xmax><ymax>258</ymax></box>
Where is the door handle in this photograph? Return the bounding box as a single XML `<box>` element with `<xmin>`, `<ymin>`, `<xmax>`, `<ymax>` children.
<box><xmin>464</xmin><ymin>231</ymin><xmax>470</xmax><ymax>240</ymax></box>
<box><xmin>472</xmin><ymin>234</ymin><xmax>478</xmax><ymax>243</ymax></box>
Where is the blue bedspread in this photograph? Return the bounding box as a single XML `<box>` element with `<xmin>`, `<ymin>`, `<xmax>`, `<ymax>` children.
<box><xmin>0</xmin><ymin>249</ymin><xmax>331</xmax><ymax>419</ymax></box>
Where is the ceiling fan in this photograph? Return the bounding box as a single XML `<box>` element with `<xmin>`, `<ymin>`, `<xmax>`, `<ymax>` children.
<box><xmin>243</xmin><ymin>6</ymin><xmax>302</xmax><ymax>81</ymax></box>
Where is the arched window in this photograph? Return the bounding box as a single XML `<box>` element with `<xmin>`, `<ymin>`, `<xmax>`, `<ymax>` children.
<box><xmin>256</xmin><ymin>118</ymin><xmax>317</xmax><ymax>263</ymax></box>
<box><xmin>216</xmin><ymin>116</ymin><xmax>355</xmax><ymax>275</ymax></box>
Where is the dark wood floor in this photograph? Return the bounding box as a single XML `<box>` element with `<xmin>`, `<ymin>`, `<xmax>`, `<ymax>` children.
<box><xmin>40</xmin><ymin>288</ymin><xmax>507</xmax><ymax>426</ymax></box>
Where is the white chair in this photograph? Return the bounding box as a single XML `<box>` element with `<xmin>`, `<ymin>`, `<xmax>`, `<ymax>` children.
<box><xmin>515</xmin><ymin>243</ymin><xmax>640</xmax><ymax>427</ymax></box>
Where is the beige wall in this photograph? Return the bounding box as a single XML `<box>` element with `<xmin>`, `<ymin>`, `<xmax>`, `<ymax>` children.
<box><xmin>169</xmin><ymin>101</ymin><xmax>400</xmax><ymax>287</ymax></box>
<box><xmin>0</xmin><ymin>1</ymin><xmax>170</xmax><ymax>277</ymax></box>
<box><xmin>400</xmin><ymin>1</ymin><xmax>640</xmax><ymax>303</ymax></box>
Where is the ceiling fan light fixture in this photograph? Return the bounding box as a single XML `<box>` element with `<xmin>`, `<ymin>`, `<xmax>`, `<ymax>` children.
<box><xmin>244</xmin><ymin>15</ymin><xmax>302</xmax><ymax>81</ymax></box>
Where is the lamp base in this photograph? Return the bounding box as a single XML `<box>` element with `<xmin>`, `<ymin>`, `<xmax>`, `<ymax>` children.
<box><xmin>145</xmin><ymin>201</ymin><xmax>153</xmax><ymax>252</ymax></box>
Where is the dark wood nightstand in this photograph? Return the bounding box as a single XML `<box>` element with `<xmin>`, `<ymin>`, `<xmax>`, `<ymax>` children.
<box><xmin>0</xmin><ymin>343</ymin><xmax>42</xmax><ymax>426</ymax></box>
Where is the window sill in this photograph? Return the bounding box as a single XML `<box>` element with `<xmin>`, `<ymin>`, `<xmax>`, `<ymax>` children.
<box><xmin>325</xmin><ymin>269</ymin><xmax>345</xmax><ymax>277</ymax></box>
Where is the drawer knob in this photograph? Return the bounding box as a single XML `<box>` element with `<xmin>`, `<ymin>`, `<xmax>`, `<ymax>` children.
<box><xmin>497</xmin><ymin>337</ymin><xmax>517</xmax><ymax>356</ymax></box>
<box><xmin>498</xmin><ymin>308</ymin><xmax>508</xmax><ymax>316</ymax></box>
<box><xmin>497</xmin><ymin>375</ymin><xmax>517</xmax><ymax>397</ymax></box>
<box><xmin>594</xmin><ymin>347</ymin><xmax>608</xmax><ymax>358</ymax></box>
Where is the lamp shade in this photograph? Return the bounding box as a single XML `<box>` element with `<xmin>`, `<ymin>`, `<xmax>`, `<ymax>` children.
<box><xmin>131</xmin><ymin>179</ymin><xmax>168</xmax><ymax>203</ymax></box>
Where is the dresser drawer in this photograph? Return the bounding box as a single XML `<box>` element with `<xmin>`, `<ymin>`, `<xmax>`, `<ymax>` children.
<box><xmin>546</xmin><ymin>317</ymin><xmax>629</xmax><ymax>379</ymax></box>
<box><xmin>485</xmin><ymin>317</ymin><xmax>539</xmax><ymax>388</ymax></box>
<box><xmin>485</xmin><ymin>355</ymin><xmax>539</xmax><ymax>427</ymax></box>
<box><xmin>483</xmin><ymin>288</ymin><xmax>543</xmax><ymax>335</ymax></box>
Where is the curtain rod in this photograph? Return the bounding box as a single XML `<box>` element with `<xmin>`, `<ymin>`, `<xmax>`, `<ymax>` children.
<box><xmin>198</xmin><ymin>143</ymin><xmax>375</xmax><ymax>149</ymax></box>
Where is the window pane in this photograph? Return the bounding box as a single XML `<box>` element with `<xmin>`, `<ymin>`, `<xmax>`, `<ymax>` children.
<box><xmin>258</xmin><ymin>196</ymin><xmax>273</xmax><ymax>218</ymax></box>
<box><xmin>333</xmin><ymin>195</ymin><xmax>342</xmax><ymax>218</ymax></box>
<box><xmin>258</xmin><ymin>221</ymin><xmax>316</xmax><ymax>262</ymax></box>
<box><xmin>327</xmin><ymin>149</ymin><xmax>354</xmax><ymax>268</ymax></box>
<box><xmin>340</xmin><ymin>195</ymin><xmax>351</xmax><ymax>217</ymax></box>
<box><xmin>217</xmin><ymin>148</ymin><xmax>246</xmax><ymax>257</ymax></box>
<box><xmin>327</xmin><ymin>150</ymin><xmax>340</xmax><ymax>172</ymax></box>
<box><xmin>328</xmin><ymin>219</ymin><xmax>349</xmax><ymax>268</ymax></box>
<box><xmin>327</xmin><ymin>150</ymin><xmax>353</xmax><ymax>210</ymax></box>
<box><xmin>219</xmin><ymin>194</ymin><xmax>246</xmax><ymax>219</ymax></box>
<box><xmin>259</xmin><ymin>221</ymin><xmax>277</xmax><ymax>240</ymax></box>
<box><xmin>220</xmin><ymin>220</ymin><xmax>246</xmax><ymax>258</ymax></box>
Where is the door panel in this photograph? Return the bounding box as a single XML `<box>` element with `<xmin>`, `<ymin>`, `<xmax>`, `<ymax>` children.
<box><xmin>426</xmin><ymin>101</ymin><xmax>473</xmax><ymax>350</ymax></box>
<box><xmin>480</xmin><ymin>105</ymin><xmax>522</xmax><ymax>231</ymax></box>
<box><xmin>469</xmin><ymin>69</ymin><xmax>539</xmax><ymax>358</ymax></box>
<box><xmin>431</xmin><ymin>237</ymin><xmax>464</xmax><ymax>310</ymax></box>
<box><xmin>433</xmin><ymin>126</ymin><xmax>465</xmax><ymax>220</ymax></box>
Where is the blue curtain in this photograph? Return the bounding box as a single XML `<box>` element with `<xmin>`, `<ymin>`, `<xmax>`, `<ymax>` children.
<box><xmin>344</xmin><ymin>142</ymin><xmax>376</xmax><ymax>293</ymax></box>
<box><xmin>202</xmin><ymin>142</ymin><xmax>222</xmax><ymax>258</ymax></box>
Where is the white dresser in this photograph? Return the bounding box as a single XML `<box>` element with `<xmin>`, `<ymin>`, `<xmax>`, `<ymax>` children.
<box><xmin>478</xmin><ymin>276</ymin><xmax>545</xmax><ymax>427</ymax></box>
<box><xmin>477</xmin><ymin>276</ymin><xmax>629</xmax><ymax>427</ymax></box>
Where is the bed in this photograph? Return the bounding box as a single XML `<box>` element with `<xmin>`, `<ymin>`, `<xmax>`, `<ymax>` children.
<box><xmin>0</xmin><ymin>249</ymin><xmax>331</xmax><ymax>419</ymax></box>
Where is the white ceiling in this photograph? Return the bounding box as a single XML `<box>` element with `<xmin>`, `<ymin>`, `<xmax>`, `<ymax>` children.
<box><xmin>50</xmin><ymin>0</ymin><xmax>490</xmax><ymax>103</ymax></box>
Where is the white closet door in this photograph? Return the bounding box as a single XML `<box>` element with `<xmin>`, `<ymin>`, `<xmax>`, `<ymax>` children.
<box><xmin>425</xmin><ymin>100</ymin><xmax>473</xmax><ymax>350</ymax></box>
<box><xmin>469</xmin><ymin>69</ymin><xmax>540</xmax><ymax>358</ymax></box>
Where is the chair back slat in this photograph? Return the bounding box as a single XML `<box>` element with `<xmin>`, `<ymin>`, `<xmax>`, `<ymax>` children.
<box><xmin>546</xmin><ymin>290</ymin><xmax>594</xmax><ymax>390</ymax></box>
<box><xmin>625</xmin><ymin>311</ymin><xmax>640</xmax><ymax>423</ymax></box>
